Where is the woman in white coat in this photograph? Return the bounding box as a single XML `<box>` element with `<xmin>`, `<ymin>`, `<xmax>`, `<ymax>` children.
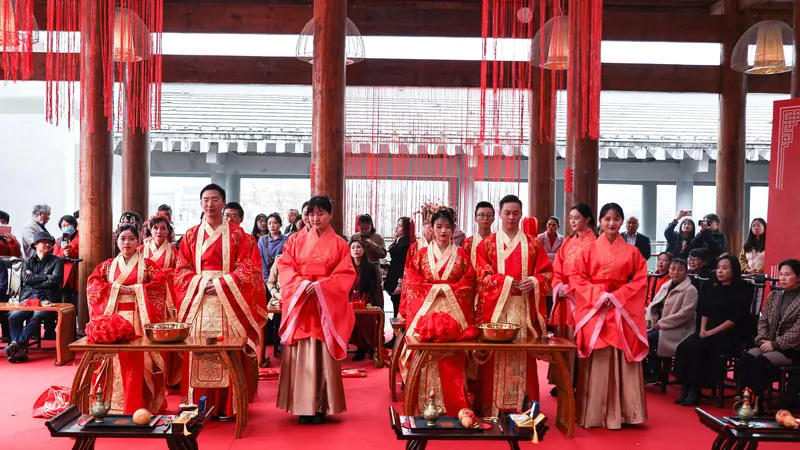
<box><xmin>644</xmin><ymin>258</ymin><xmax>698</xmax><ymax>384</ymax></box>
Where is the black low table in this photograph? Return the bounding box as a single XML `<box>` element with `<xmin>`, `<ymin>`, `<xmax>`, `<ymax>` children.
<box><xmin>695</xmin><ymin>408</ymin><xmax>800</xmax><ymax>449</ymax></box>
<box><xmin>46</xmin><ymin>406</ymin><xmax>209</xmax><ymax>450</ymax></box>
<box><xmin>389</xmin><ymin>407</ymin><xmax>547</xmax><ymax>450</ymax></box>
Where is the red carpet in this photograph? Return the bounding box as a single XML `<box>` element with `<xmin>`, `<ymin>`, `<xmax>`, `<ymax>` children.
<box><xmin>0</xmin><ymin>343</ymin><xmax>792</xmax><ymax>449</ymax></box>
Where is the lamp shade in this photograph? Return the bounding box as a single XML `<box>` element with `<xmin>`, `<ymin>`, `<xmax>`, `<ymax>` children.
<box><xmin>114</xmin><ymin>7</ymin><xmax>150</xmax><ymax>62</ymax></box>
<box><xmin>295</xmin><ymin>17</ymin><xmax>366</xmax><ymax>65</ymax></box>
<box><xmin>530</xmin><ymin>15</ymin><xmax>569</xmax><ymax>70</ymax></box>
<box><xmin>0</xmin><ymin>0</ymin><xmax>39</xmax><ymax>50</ymax></box>
<box><xmin>731</xmin><ymin>20</ymin><xmax>794</xmax><ymax>75</ymax></box>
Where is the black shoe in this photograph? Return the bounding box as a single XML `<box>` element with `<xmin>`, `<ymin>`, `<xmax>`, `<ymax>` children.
<box><xmin>550</xmin><ymin>387</ymin><xmax>558</xmax><ymax>397</ymax></box>
<box><xmin>217</xmin><ymin>414</ymin><xmax>235</xmax><ymax>422</ymax></box>
<box><xmin>9</xmin><ymin>353</ymin><xmax>28</xmax><ymax>363</ymax></box>
<box><xmin>644</xmin><ymin>374</ymin><xmax>660</xmax><ymax>385</ymax></box>
<box><xmin>260</xmin><ymin>357</ymin><xmax>271</xmax><ymax>368</ymax></box>
<box><xmin>675</xmin><ymin>384</ymin><xmax>689</xmax><ymax>404</ymax></box>
<box><xmin>312</xmin><ymin>413</ymin><xmax>326</xmax><ymax>425</ymax></box>
<box><xmin>298</xmin><ymin>415</ymin><xmax>315</xmax><ymax>424</ymax></box>
<box><xmin>383</xmin><ymin>337</ymin><xmax>396</xmax><ymax>349</ymax></box>
<box><xmin>5</xmin><ymin>341</ymin><xmax>19</xmax><ymax>357</ymax></box>
<box><xmin>353</xmin><ymin>348</ymin><xmax>366</xmax><ymax>362</ymax></box>
<box><xmin>681</xmin><ymin>388</ymin><xmax>700</xmax><ymax>406</ymax></box>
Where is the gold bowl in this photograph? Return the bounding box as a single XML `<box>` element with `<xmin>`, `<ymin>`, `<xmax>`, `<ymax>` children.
<box><xmin>144</xmin><ymin>322</ymin><xmax>190</xmax><ymax>343</ymax></box>
<box><xmin>477</xmin><ymin>323</ymin><xmax>521</xmax><ymax>343</ymax></box>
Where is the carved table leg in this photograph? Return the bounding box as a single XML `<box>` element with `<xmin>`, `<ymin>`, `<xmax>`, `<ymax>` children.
<box><xmin>55</xmin><ymin>307</ymin><xmax>76</xmax><ymax>366</ymax></box>
<box><xmin>70</xmin><ymin>350</ymin><xmax>96</xmax><ymax>412</ymax></box>
<box><xmin>166</xmin><ymin>437</ymin><xmax>199</xmax><ymax>450</ymax></box>
<box><xmin>71</xmin><ymin>437</ymin><xmax>96</xmax><ymax>450</ymax></box>
<box><xmin>220</xmin><ymin>350</ymin><xmax>249</xmax><ymax>439</ymax></box>
<box><xmin>403</xmin><ymin>350</ymin><xmax>428</xmax><ymax>415</ymax></box>
<box><xmin>406</xmin><ymin>439</ymin><xmax>427</xmax><ymax>450</ymax></box>
<box><xmin>389</xmin><ymin>329</ymin><xmax>406</xmax><ymax>401</ymax></box>
<box><xmin>550</xmin><ymin>351</ymin><xmax>575</xmax><ymax>438</ymax></box>
<box><xmin>375</xmin><ymin>310</ymin><xmax>386</xmax><ymax>368</ymax></box>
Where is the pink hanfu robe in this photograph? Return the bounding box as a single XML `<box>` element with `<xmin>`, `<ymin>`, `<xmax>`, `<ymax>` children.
<box><xmin>173</xmin><ymin>221</ymin><xmax>267</xmax><ymax>417</ymax></box>
<box><xmin>277</xmin><ymin>226</ymin><xmax>356</xmax><ymax>415</ymax></box>
<box><xmin>474</xmin><ymin>230</ymin><xmax>552</xmax><ymax>416</ymax></box>
<box><xmin>86</xmin><ymin>252</ymin><xmax>169</xmax><ymax>414</ymax></box>
<box><xmin>400</xmin><ymin>243</ymin><xmax>476</xmax><ymax>414</ymax></box>
<box><xmin>571</xmin><ymin>234</ymin><xmax>649</xmax><ymax>429</ymax></box>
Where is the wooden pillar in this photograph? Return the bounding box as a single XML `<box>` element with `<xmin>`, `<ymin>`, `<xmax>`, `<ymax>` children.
<box><xmin>717</xmin><ymin>0</ymin><xmax>747</xmax><ymax>253</ymax></box>
<box><xmin>311</xmin><ymin>0</ymin><xmax>346</xmax><ymax>235</ymax></box>
<box><xmin>564</xmin><ymin>9</ymin><xmax>599</xmax><ymax>223</ymax></box>
<box><xmin>121</xmin><ymin>64</ymin><xmax>150</xmax><ymax>219</ymax></box>
<box><xmin>792</xmin><ymin>0</ymin><xmax>800</xmax><ymax>98</ymax></box>
<box><xmin>529</xmin><ymin>69</ymin><xmax>556</xmax><ymax>234</ymax></box>
<box><xmin>77</xmin><ymin>0</ymin><xmax>113</xmax><ymax>330</ymax></box>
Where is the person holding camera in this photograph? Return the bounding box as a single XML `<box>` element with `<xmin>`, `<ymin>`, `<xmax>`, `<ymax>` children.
<box><xmin>665</xmin><ymin>210</ymin><xmax>696</xmax><ymax>259</ymax></box>
<box><xmin>349</xmin><ymin>214</ymin><xmax>386</xmax><ymax>263</ymax></box>
<box><xmin>689</xmin><ymin>213</ymin><xmax>727</xmax><ymax>263</ymax></box>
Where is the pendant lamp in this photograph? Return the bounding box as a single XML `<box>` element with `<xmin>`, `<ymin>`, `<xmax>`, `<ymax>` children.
<box><xmin>114</xmin><ymin>7</ymin><xmax>150</xmax><ymax>62</ymax></box>
<box><xmin>0</xmin><ymin>0</ymin><xmax>38</xmax><ymax>50</ymax></box>
<box><xmin>295</xmin><ymin>17</ymin><xmax>365</xmax><ymax>65</ymax></box>
<box><xmin>530</xmin><ymin>15</ymin><xmax>568</xmax><ymax>70</ymax></box>
<box><xmin>731</xmin><ymin>20</ymin><xmax>794</xmax><ymax>75</ymax></box>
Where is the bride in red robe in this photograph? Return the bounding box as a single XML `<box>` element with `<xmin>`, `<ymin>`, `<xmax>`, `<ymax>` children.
<box><xmin>400</xmin><ymin>209</ymin><xmax>476</xmax><ymax>414</ymax></box>
<box><xmin>474</xmin><ymin>195</ymin><xmax>552</xmax><ymax>416</ymax></box>
<box><xmin>277</xmin><ymin>196</ymin><xmax>356</xmax><ymax>424</ymax></box>
<box><xmin>141</xmin><ymin>214</ymin><xmax>182</xmax><ymax>387</ymax></box>
<box><xmin>571</xmin><ymin>202</ymin><xmax>649</xmax><ymax>429</ymax></box>
<box><xmin>86</xmin><ymin>225</ymin><xmax>169</xmax><ymax>414</ymax></box>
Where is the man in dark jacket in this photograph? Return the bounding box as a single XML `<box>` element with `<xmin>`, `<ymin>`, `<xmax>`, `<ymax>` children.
<box><xmin>689</xmin><ymin>213</ymin><xmax>727</xmax><ymax>263</ymax></box>
<box><xmin>4</xmin><ymin>232</ymin><xmax>63</xmax><ymax>363</ymax></box>
<box><xmin>621</xmin><ymin>216</ymin><xmax>652</xmax><ymax>261</ymax></box>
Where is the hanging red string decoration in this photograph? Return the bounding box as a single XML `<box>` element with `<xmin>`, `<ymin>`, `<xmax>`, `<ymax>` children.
<box><xmin>45</xmin><ymin>0</ymin><xmax>163</xmax><ymax>130</ymax></box>
<box><xmin>0</xmin><ymin>0</ymin><xmax>38</xmax><ymax>81</ymax></box>
<box><xmin>566</xmin><ymin>0</ymin><xmax>602</xmax><ymax>140</ymax></box>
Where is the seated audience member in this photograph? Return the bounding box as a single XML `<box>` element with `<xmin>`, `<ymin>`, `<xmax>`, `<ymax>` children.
<box><xmin>673</xmin><ymin>254</ymin><xmax>751</xmax><ymax>406</ymax></box>
<box><xmin>348</xmin><ymin>238</ymin><xmax>383</xmax><ymax>361</ymax></box>
<box><xmin>5</xmin><ymin>232</ymin><xmax>63</xmax><ymax>363</ymax></box>
<box><xmin>644</xmin><ymin>258</ymin><xmax>698</xmax><ymax>384</ymax></box>
<box><xmin>738</xmin><ymin>259</ymin><xmax>800</xmax><ymax>409</ymax></box>
<box><xmin>739</xmin><ymin>218</ymin><xmax>766</xmax><ymax>274</ymax></box>
<box><xmin>665</xmin><ymin>211</ymin><xmax>696</xmax><ymax>259</ymax></box>
<box><xmin>647</xmin><ymin>252</ymin><xmax>673</xmax><ymax>305</ymax></box>
<box><xmin>284</xmin><ymin>209</ymin><xmax>299</xmax><ymax>235</ymax></box>
<box><xmin>537</xmin><ymin>216</ymin><xmax>564</xmax><ymax>263</ymax></box>
<box><xmin>689</xmin><ymin>213</ymin><xmax>727</xmax><ymax>263</ymax></box>
<box><xmin>350</xmin><ymin>214</ymin><xmax>387</xmax><ymax>263</ymax></box>
<box><xmin>0</xmin><ymin>210</ymin><xmax>22</xmax><ymax>340</ymax></box>
<box><xmin>688</xmin><ymin>248</ymin><xmax>715</xmax><ymax>281</ymax></box>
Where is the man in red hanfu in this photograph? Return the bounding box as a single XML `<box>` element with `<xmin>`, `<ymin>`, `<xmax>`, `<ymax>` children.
<box><xmin>173</xmin><ymin>183</ymin><xmax>267</xmax><ymax>421</ymax></box>
<box><xmin>474</xmin><ymin>194</ymin><xmax>552</xmax><ymax>416</ymax></box>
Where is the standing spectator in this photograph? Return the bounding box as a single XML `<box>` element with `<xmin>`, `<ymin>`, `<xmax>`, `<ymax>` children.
<box><xmin>258</xmin><ymin>213</ymin><xmax>287</xmax><ymax>284</ymax></box>
<box><xmin>739</xmin><ymin>218</ymin><xmax>766</xmax><ymax>274</ymax></box>
<box><xmin>537</xmin><ymin>216</ymin><xmax>564</xmax><ymax>263</ymax></box>
<box><xmin>0</xmin><ymin>210</ymin><xmax>22</xmax><ymax>340</ymax></box>
<box><xmin>665</xmin><ymin>211</ymin><xmax>696</xmax><ymax>259</ymax></box>
<box><xmin>223</xmin><ymin>202</ymin><xmax>245</xmax><ymax>227</ymax></box>
<box><xmin>284</xmin><ymin>209</ymin><xmax>299</xmax><ymax>235</ymax></box>
<box><xmin>383</xmin><ymin>217</ymin><xmax>412</xmax><ymax>320</ymax></box>
<box><xmin>252</xmin><ymin>213</ymin><xmax>269</xmax><ymax>241</ymax></box>
<box><xmin>21</xmin><ymin>205</ymin><xmax>51</xmax><ymax>259</ymax></box>
<box><xmin>621</xmin><ymin>216</ymin><xmax>651</xmax><ymax>261</ymax></box>
<box><xmin>350</xmin><ymin>214</ymin><xmax>387</xmax><ymax>263</ymax></box>
<box><xmin>53</xmin><ymin>215</ymin><xmax>79</xmax><ymax>293</ymax></box>
<box><xmin>448</xmin><ymin>207</ymin><xmax>467</xmax><ymax>247</ymax></box>
<box><xmin>157</xmin><ymin>204</ymin><xmax>173</xmax><ymax>221</ymax></box>
<box><xmin>5</xmin><ymin>232</ymin><xmax>63</xmax><ymax>363</ymax></box>
<box><xmin>689</xmin><ymin>213</ymin><xmax>727</xmax><ymax>263</ymax></box>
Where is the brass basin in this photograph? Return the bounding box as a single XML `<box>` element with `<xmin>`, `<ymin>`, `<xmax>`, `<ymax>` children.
<box><xmin>477</xmin><ymin>323</ymin><xmax>521</xmax><ymax>343</ymax></box>
<box><xmin>144</xmin><ymin>322</ymin><xmax>190</xmax><ymax>343</ymax></box>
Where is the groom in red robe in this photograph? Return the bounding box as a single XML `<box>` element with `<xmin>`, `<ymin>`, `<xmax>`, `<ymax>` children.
<box><xmin>474</xmin><ymin>195</ymin><xmax>552</xmax><ymax>416</ymax></box>
<box><xmin>173</xmin><ymin>183</ymin><xmax>267</xmax><ymax>420</ymax></box>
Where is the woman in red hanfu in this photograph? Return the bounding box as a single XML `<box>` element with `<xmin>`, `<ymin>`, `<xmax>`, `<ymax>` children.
<box><xmin>141</xmin><ymin>214</ymin><xmax>182</xmax><ymax>387</ymax></box>
<box><xmin>571</xmin><ymin>202</ymin><xmax>649</xmax><ymax>430</ymax></box>
<box><xmin>86</xmin><ymin>225</ymin><xmax>169</xmax><ymax>414</ymax></box>
<box><xmin>400</xmin><ymin>209</ymin><xmax>476</xmax><ymax>415</ymax></box>
<box><xmin>546</xmin><ymin>203</ymin><xmax>596</xmax><ymax>390</ymax></box>
<box><xmin>277</xmin><ymin>196</ymin><xmax>357</xmax><ymax>425</ymax></box>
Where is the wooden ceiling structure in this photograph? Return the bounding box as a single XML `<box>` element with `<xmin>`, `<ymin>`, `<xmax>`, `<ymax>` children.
<box><xmin>3</xmin><ymin>0</ymin><xmax>794</xmax><ymax>94</ymax></box>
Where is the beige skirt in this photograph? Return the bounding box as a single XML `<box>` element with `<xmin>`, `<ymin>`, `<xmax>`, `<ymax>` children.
<box><xmin>277</xmin><ymin>337</ymin><xmax>346</xmax><ymax>416</ymax></box>
<box><xmin>576</xmin><ymin>347</ymin><xmax>648</xmax><ymax>429</ymax></box>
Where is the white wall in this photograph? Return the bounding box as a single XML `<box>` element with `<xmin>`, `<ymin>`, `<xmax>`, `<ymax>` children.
<box><xmin>0</xmin><ymin>82</ymin><xmax>80</xmax><ymax>233</ymax></box>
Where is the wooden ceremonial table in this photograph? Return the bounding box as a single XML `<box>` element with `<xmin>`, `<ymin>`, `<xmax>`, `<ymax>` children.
<box><xmin>69</xmin><ymin>336</ymin><xmax>249</xmax><ymax>439</ymax></box>
<box><xmin>403</xmin><ymin>336</ymin><xmax>577</xmax><ymax>438</ymax></box>
<box><xmin>46</xmin><ymin>405</ymin><xmax>210</xmax><ymax>450</ymax></box>
<box><xmin>0</xmin><ymin>303</ymin><xmax>75</xmax><ymax>365</ymax></box>
<box><xmin>266</xmin><ymin>305</ymin><xmax>386</xmax><ymax>368</ymax></box>
<box><xmin>695</xmin><ymin>408</ymin><xmax>800</xmax><ymax>449</ymax></box>
<box><xmin>389</xmin><ymin>317</ymin><xmax>407</xmax><ymax>401</ymax></box>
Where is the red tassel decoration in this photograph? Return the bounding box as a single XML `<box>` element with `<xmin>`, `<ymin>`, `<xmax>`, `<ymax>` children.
<box><xmin>0</xmin><ymin>0</ymin><xmax>36</xmax><ymax>81</ymax></box>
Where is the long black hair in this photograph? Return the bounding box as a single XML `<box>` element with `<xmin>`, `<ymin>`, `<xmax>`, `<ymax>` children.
<box><xmin>743</xmin><ymin>218</ymin><xmax>766</xmax><ymax>253</ymax></box>
<box><xmin>251</xmin><ymin>213</ymin><xmax>269</xmax><ymax>238</ymax></box>
<box><xmin>397</xmin><ymin>216</ymin><xmax>412</xmax><ymax>245</ymax></box>
<box><xmin>358</xmin><ymin>214</ymin><xmax>376</xmax><ymax>234</ymax></box>
<box><xmin>716</xmin><ymin>253</ymin><xmax>743</xmax><ymax>285</ymax></box>
<box><xmin>349</xmin><ymin>239</ymin><xmax>376</xmax><ymax>294</ymax></box>
<box><xmin>570</xmin><ymin>203</ymin><xmax>595</xmax><ymax>234</ymax></box>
